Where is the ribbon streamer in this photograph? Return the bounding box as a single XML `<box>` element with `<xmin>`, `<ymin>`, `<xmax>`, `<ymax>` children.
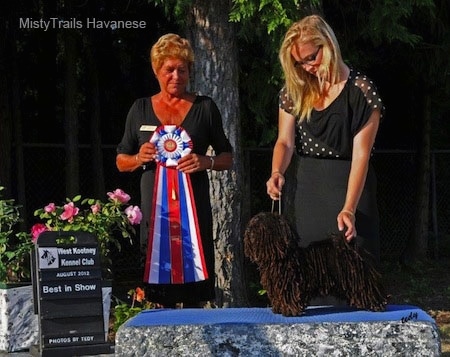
<box><xmin>144</xmin><ymin>125</ymin><xmax>208</xmax><ymax>284</ymax></box>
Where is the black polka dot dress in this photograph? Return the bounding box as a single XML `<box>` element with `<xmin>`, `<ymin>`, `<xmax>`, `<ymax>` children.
<box><xmin>279</xmin><ymin>69</ymin><xmax>384</xmax><ymax>261</ymax></box>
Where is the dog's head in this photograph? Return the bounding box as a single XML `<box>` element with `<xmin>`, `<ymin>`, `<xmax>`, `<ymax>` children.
<box><xmin>243</xmin><ymin>212</ymin><xmax>300</xmax><ymax>263</ymax></box>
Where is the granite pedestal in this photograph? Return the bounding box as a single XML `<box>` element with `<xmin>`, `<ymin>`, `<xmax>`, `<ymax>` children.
<box><xmin>115</xmin><ymin>305</ymin><xmax>440</xmax><ymax>356</ymax></box>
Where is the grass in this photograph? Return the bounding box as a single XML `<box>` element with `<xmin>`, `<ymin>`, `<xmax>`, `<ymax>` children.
<box><xmin>381</xmin><ymin>259</ymin><xmax>450</xmax><ymax>355</ymax></box>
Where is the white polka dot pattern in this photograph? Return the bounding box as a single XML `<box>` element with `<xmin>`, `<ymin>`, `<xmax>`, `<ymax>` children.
<box><xmin>353</xmin><ymin>71</ymin><xmax>384</xmax><ymax>119</ymax></box>
<box><xmin>297</xmin><ymin>124</ymin><xmax>340</xmax><ymax>158</ymax></box>
<box><xmin>279</xmin><ymin>68</ymin><xmax>384</xmax><ymax>159</ymax></box>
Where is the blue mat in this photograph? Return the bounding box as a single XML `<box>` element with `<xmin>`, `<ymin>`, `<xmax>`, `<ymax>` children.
<box><xmin>126</xmin><ymin>305</ymin><xmax>434</xmax><ymax>327</ymax></box>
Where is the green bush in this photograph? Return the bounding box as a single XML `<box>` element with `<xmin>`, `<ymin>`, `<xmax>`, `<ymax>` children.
<box><xmin>0</xmin><ymin>186</ymin><xmax>33</xmax><ymax>283</ymax></box>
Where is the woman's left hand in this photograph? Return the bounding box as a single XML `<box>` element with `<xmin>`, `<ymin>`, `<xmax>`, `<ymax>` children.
<box><xmin>177</xmin><ymin>154</ymin><xmax>209</xmax><ymax>173</ymax></box>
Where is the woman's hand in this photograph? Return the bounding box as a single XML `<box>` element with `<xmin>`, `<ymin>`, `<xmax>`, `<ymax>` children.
<box><xmin>177</xmin><ymin>152</ymin><xmax>232</xmax><ymax>173</ymax></box>
<box><xmin>337</xmin><ymin>210</ymin><xmax>357</xmax><ymax>241</ymax></box>
<box><xmin>137</xmin><ymin>142</ymin><xmax>157</xmax><ymax>164</ymax></box>
<box><xmin>266</xmin><ymin>172</ymin><xmax>285</xmax><ymax>200</ymax></box>
<box><xmin>177</xmin><ymin>154</ymin><xmax>209</xmax><ymax>173</ymax></box>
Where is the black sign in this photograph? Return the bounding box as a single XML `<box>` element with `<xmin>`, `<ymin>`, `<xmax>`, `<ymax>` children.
<box><xmin>32</xmin><ymin>231</ymin><xmax>112</xmax><ymax>356</ymax></box>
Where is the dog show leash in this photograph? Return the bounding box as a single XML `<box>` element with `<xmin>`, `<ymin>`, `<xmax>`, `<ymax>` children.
<box><xmin>271</xmin><ymin>198</ymin><xmax>282</xmax><ymax>215</ymax></box>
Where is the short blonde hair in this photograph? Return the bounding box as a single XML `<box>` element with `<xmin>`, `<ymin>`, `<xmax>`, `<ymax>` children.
<box><xmin>279</xmin><ymin>15</ymin><xmax>342</xmax><ymax>121</ymax></box>
<box><xmin>150</xmin><ymin>33</ymin><xmax>194</xmax><ymax>73</ymax></box>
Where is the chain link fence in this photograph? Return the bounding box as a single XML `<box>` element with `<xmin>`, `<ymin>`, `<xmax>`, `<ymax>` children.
<box><xmin>14</xmin><ymin>145</ymin><xmax>450</xmax><ymax>280</ymax></box>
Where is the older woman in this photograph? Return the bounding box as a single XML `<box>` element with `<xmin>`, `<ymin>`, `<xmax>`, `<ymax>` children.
<box><xmin>266</xmin><ymin>15</ymin><xmax>384</xmax><ymax>264</ymax></box>
<box><xmin>116</xmin><ymin>33</ymin><xmax>233</xmax><ymax>307</ymax></box>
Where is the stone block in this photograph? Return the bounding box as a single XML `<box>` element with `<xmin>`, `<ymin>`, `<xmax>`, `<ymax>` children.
<box><xmin>0</xmin><ymin>284</ymin><xmax>39</xmax><ymax>353</ymax></box>
<box><xmin>115</xmin><ymin>306</ymin><xmax>440</xmax><ymax>356</ymax></box>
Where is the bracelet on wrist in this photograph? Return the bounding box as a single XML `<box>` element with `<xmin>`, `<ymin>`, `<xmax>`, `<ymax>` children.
<box><xmin>135</xmin><ymin>154</ymin><xmax>142</xmax><ymax>165</ymax></box>
<box><xmin>271</xmin><ymin>170</ymin><xmax>284</xmax><ymax>177</ymax></box>
<box><xmin>341</xmin><ymin>209</ymin><xmax>355</xmax><ymax>217</ymax></box>
<box><xmin>209</xmin><ymin>156</ymin><xmax>215</xmax><ymax>170</ymax></box>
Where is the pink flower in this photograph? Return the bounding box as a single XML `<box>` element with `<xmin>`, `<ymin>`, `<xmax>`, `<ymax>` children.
<box><xmin>31</xmin><ymin>223</ymin><xmax>48</xmax><ymax>242</ymax></box>
<box><xmin>60</xmin><ymin>202</ymin><xmax>79</xmax><ymax>222</ymax></box>
<box><xmin>44</xmin><ymin>203</ymin><xmax>56</xmax><ymax>213</ymax></box>
<box><xmin>107</xmin><ymin>188</ymin><xmax>131</xmax><ymax>204</ymax></box>
<box><xmin>91</xmin><ymin>203</ymin><xmax>101</xmax><ymax>214</ymax></box>
<box><xmin>125</xmin><ymin>205</ymin><xmax>142</xmax><ymax>225</ymax></box>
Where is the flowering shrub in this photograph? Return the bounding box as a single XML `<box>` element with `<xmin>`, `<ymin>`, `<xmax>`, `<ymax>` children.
<box><xmin>112</xmin><ymin>287</ymin><xmax>159</xmax><ymax>332</ymax></box>
<box><xmin>0</xmin><ymin>186</ymin><xmax>34</xmax><ymax>283</ymax></box>
<box><xmin>32</xmin><ymin>188</ymin><xmax>142</xmax><ymax>275</ymax></box>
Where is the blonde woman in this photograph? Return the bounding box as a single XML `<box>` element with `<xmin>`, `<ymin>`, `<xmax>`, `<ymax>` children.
<box><xmin>266</xmin><ymin>15</ymin><xmax>384</xmax><ymax>264</ymax></box>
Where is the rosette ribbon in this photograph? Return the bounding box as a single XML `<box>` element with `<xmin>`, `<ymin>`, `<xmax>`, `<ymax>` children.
<box><xmin>144</xmin><ymin>125</ymin><xmax>208</xmax><ymax>284</ymax></box>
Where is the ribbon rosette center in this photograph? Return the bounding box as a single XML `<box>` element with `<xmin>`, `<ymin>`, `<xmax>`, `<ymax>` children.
<box><xmin>150</xmin><ymin>125</ymin><xmax>193</xmax><ymax>167</ymax></box>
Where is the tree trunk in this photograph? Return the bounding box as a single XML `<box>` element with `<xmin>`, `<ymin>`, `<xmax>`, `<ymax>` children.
<box><xmin>411</xmin><ymin>94</ymin><xmax>431</xmax><ymax>260</ymax></box>
<box><xmin>11</xmin><ymin>25</ymin><xmax>26</xmax><ymax>230</ymax></box>
<box><xmin>0</xmin><ymin>16</ymin><xmax>12</xmax><ymax>195</ymax></box>
<box><xmin>1</xmin><ymin>5</ymin><xmax>27</xmax><ymax>230</ymax></box>
<box><xmin>84</xmin><ymin>35</ymin><xmax>105</xmax><ymax>197</ymax></box>
<box><xmin>63</xmin><ymin>0</ymin><xmax>80</xmax><ymax>197</ymax></box>
<box><xmin>186</xmin><ymin>0</ymin><xmax>247</xmax><ymax>307</ymax></box>
<box><xmin>37</xmin><ymin>0</ymin><xmax>57</xmax><ymax>146</ymax></box>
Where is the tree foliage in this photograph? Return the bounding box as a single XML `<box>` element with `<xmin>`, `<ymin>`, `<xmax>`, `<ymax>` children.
<box><xmin>363</xmin><ymin>0</ymin><xmax>433</xmax><ymax>46</ymax></box>
<box><xmin>230</xmin><ymin>0</ymin><xmax>304</xmax><ymax>34</ymax></box>
<box><xmin>151</xmin><ymin>0</ymin><xmax>190</xmax><ymax>26</ymax></box>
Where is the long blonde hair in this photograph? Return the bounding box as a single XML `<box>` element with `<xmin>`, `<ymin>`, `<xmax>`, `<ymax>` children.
<box><xmin>279</xmin><ymin>15</ymin><xmax>343</xmax><ymax>121</ymax></box>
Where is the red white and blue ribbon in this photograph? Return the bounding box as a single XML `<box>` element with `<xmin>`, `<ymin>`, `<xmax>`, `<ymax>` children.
<box><xmin>144</xmin><ymin>125</ymin><xmax>208</xmax><ymax>284</ymax></box>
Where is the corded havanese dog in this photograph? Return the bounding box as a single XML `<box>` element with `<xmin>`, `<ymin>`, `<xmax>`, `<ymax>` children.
<box><xmin>244</xmin><ymin>211</ymin><xmax>388</xmax><ymax>317</ymax></box>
